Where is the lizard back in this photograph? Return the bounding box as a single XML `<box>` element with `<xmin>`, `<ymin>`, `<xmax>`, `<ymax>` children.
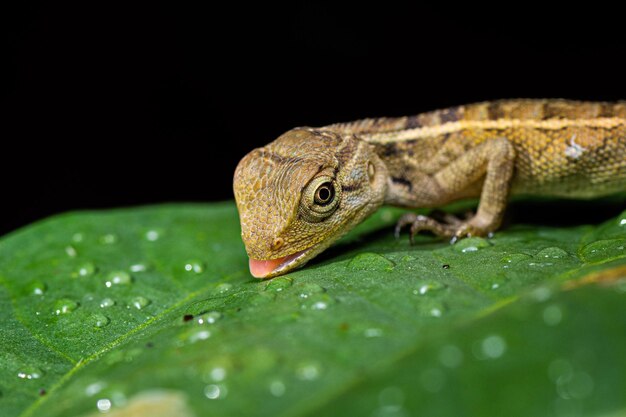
<box><xmin>328</xmin><ymin>99</ymin><xmax>626</xmax><ymax>199</ymax></box>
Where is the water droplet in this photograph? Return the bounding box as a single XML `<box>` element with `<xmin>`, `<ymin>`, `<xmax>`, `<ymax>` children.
<box><xmin>105</xmin><ymin>271</ymin><xmax>131</xmax><ymax>287</ymax></box>
<box><xmin>297</xmin><ymin>283</ymin><xmax>325</xmax><ymax>299</ymax></box>
<box><xmin>619</xmin><ymin>218</ymin><xmax>626</xmax><ymax>226</ymax></box>
<box><xmin>129</xmin><ymin>263</ymin><xmax>148</xmax><ymax>272</ymax></box>
<box><xmin>528</xmin><ymin>261</ymin><xmax>554</xmax><ymax>268</ymax></box>
<box><xmin>439</xmin><ymin>345</ymin><xmax>463</xmax><ymax>368</ymax></box>
<box><xmin>54</xmin><ymin>298</ymin><xmax>78</xmax><ymax>315</ymax></box>
<box><xmin>491</xmin><ymin>283</ymin><xmax>500</xmax><ymax>289</ymax></box>
<box><xmin>265</xmin><ymin>277</ymin><xmax>293</xmax><ymax>292</ymax></box>
<box><xmin>144</xmin><ymin>230</ymin><xmax>160</xmax><ymax>241</ymax></box>
<box><xmin>184</xmin><ymin>260</ymin><xmax>204</xmax><ymax>273</ymax></box>
<box><xmin>216</xmin><ymin>283</ymin><xmax>232</xmax><ymax>293</ymax></box>
<box><xmin>130</xmin><ymin>296</ymin><xmax>150</xmax><ymax>310</ymax></box>
<box><xmin>536</xmin><ymin>247</ymin><xmax>569</xmax><ymax>259</ymax></box>
<box><xmin>269</xmin><ymin>380</ymin><xmax>285</xmax><ymax>397</ymax></box>
<box><xmin>99</xmin><ymin>234</ymin><xmax>118</xmax><ymax>245</ymax></box>
<box><xmin>97</xmin><ymin>398</ymin><xmax>112</xmax><ymax>412</ymax></box>
<box><xmin>75</xmin><ymin>262</ymin><xmax>96</xmax><ymax>278</ymax></box>
<box><xmin>581</xmin><ymin>239</ymin><xmax>626</xmax><ymax>263</ymax></box>
<box><xmin>413</xmin><ymin>281</ymin><xmax>445</xmax><ymax>295</ymax></box>
<box><xmin>197</xmin><ymin>311</ymin><xmax>221</xmax><ymax>324</ymax></box>
<box><xmin>364</xmin><ymin>328</ymin><xmax>383</xmax><ymax>338</ymax></box>
<box><xmin>419</xmin><ymin>368</ymin><xmax>446</xmax><ymax>392</ymax></box>
<box><xmin>454</xmin><ymin>237</ymin><xmax>490</xmax><ymax>253</ymax></box>
<box><xmin>100</xmin><ymin>298</ymin><xmax>115</xmax><ymax>308</ymax></box>
<box><xmin>204</xmin><ymin>384</ymin><xmax>227</xmax><ymax>399</ymax></box>
<box><xmin>17</xmin><ymin>367</ymin><xmax>44</xmax><ymax>380</ymax></box>
<box><xmin>188</xmin><ymin>329</ymin><xmax>211</xmax><ymax>343</ymax></box>
<box><xmin>346</xmin><ymin>252</ymin><xmax>395</xmax><ymax>271</ymax></box>
<box><xmin>543</xmin><ymin>305</ymin><xmax>563</xmax><ymax>326</ymax></box>
<box><xmin>311</xmin><ymin>301</ymin><xmax>327</xmax><ymax>310</ymax></box>
<box><xmin>27</xmin><ymin>280</ymin><xmax>47</xmax><ymax>295</ymax></box>
<box><xmin>72</xmin><ymin>233</ymin><xmax>84</xmax><ymax>242</ymax></box>
<box><xmin>480</xmin><ymin>334</ymin><xmax>507</xmax><ymax>359</ymax></box>
<box><xmin>401</xmin><ymin>254</ymin><xmax>416</xmax><ymax>263</ymax></box>
<box><xmin>86</xmin><ymin>382</ymin><xmax>107</xmax><ymax>396</ymax></box>
<box><xmin>209</xmin><ymin>367</ymin><xmax>226</xmax><ymax>382</ymax></box>
<box><xmin>65</xmin><ymin>245</ymin><xmax>78</xmax><ymax>257</ymax></box>
<box><xmin>500</xmin><ymin>253</ymin><xmax>532</xmax><ymax>268</ymax></box>
<box><xmin>530</xmin><ymin>286</ymin><xmax>552</xmax><ymax>302</ymax></box>
<box><xmin>92</xmin><ymin>314</ymin><xmax>110</xmax><ymax>328</ymax></box>
<box><xmin>430</xmin><ymin>308</ymin><xmax>443</xmax><ymax>317</ymax></box>
<box><xmin>296</xmin><ymin>363</ymin><xmax>320</xmax><ymax>380</ymax></box>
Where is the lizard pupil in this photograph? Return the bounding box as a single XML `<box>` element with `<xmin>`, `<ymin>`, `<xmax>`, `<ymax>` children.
<box><xmin>315</xmin><ymin>183</ymin><xmax>334</xmax><ymax>205</ymax></box>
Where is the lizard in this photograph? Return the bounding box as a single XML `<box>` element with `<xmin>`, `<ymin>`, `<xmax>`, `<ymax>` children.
<box><xmin>233</xmin><ymin>99</ymin><xmax>626</xmax><ymax>279</ymax></box>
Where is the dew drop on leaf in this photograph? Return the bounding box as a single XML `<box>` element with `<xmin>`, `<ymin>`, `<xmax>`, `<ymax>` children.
<box><xmin>500</xmin><ymin>253</ymin><xmax>532</xmax><ymax>268</ymax></box>
<box><xmin>216</xmin><ymin>283</ymin><xmax>232</xmax><ymax>293</ymax></box>
<box><xmin>187</xmin><ymin>329</ymin><xmax>211</xmax><ymax>344</ymax></box>
<box><xmin>184</xmin><ymin>260</ymin><xmax>205</xmax><ymax>273</ymax></box>
<box><xmin>65</xmin><ymin>245</ymin><xmax>78</xmax><ymax>257</ymax></box>
<box><xmin>209</xmin><ymin>367</ymin><xmax>226</xmax><ymax>382</ymax></box>
<box><xmin>96</xmin><ymin>398</ymin><xmax>112</xmax><ymax>412</ymax></box>
<box><xmin>130</xmin><ymin>296</ymin><xmax>150</xmax><ymax>310</ymax></box>
<box><xmin>129</xmin><ymin>263</ymin><xmax>148</xmax><ymax>272</ymax></box>
<box><xmin>536</xmin><ymin>247</ymin><xmax>569</xmax><ymax>259</ymax></box>
<box><xmin>346</xmin><ymin>253</ymin><xmax>395</xmax><ymax>271</ymax></box>
<box><xmin>105</xmin><ymin>271</ymin><xmax>131</xmax><ymax>287</ymax></box>
<box><xmin>197</xmin><ymin>311</ymin><xmax>221</xmax><ymax>324</ymax></box>
<box><xmin>27</xmin><ymin>280</ymin><xmax>47</xmax><ymax>295</ymax></box>
<box><xmin>92</xmin><ymin>314</ymin><xmax>110</xmax><ymax>328</ymax></box>
<box><xmin>480</xmin><ymin>335</ymin><xmax>507</xmax><ymax>359</ymax></box>
<box><xmin>204</xmin><ymin>384</ymin><xmax>227</xmax><ymax>399</ymax></box>
<box><xmin>75</xmin><ymin>262</ymin><xmax>96</xmax><ymax>278</ymax></box>
<box><xmin>413</xmin><ymin>281</ymin><xmax>445</xmax><ymax>295</ymax></box>
<box><xmin>144</xmin><ymin>229</ymin><xmax>160</xmax><ymax>241</ymax></box>
<box><xmin>364</xmin><ymin>328</ymin><xmax>383</xmax><ymax>338</ymax></box>
<box><xmin>580</xmin><ymin>239</ymin><xmax>626</xmax><ymax>263</ymax></box>
<box><xmin>454</xmin><ymin>237</ymin><xmax>490</xmax><ymax>253</ymax></box>
<box><xmin>265</xmin><ymin>277</ymin><xmax>293</xmax><ymax>292</ymax></box>
<box><xmin>100</xmin><ymin>298</ymin><xmax>115</xmax><ymax>308</ymax></box>
<box><xmin>53</xmin><ymin>298</ymin><xmax>78</xmax><ymax>315</ymax></box>
<box><xmin>99</xmin><ymin>234</ymin><xmax>118</xmax><ymax>245</ymax></box>
<box><xmin>296</xmin><ymin>362</ymin><xmax>320</xmax><ymax>381</ymax></box>
<box><xmin>17</xmin><ymin>367</ymin><xmax>44</xmax><ymax>380</ymax></box>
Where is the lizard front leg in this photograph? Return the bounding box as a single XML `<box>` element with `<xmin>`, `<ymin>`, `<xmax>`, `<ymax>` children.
<box><xmin>396</xmin><ymin>137</ymin><xmax>515</xmax><ymax>241</ymax></box>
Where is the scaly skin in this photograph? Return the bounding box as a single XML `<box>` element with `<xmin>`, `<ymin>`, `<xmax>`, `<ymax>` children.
<box><xmin>233</xmin><ymin>99</ymin><xmax>626</xmax><ymax>278</ymax></box>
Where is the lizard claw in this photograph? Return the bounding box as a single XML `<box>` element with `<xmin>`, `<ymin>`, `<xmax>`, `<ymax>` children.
<box><xmin>395</xmin><ymin>210</ymin><xmax>491</xmax><ymax>244</ymax></box>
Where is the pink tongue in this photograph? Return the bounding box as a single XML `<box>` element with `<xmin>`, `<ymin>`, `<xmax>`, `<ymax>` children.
<box><xmin>249</xmin><ymin>252</ymin><xmax>303</xmax><ymax>278</ymax></box>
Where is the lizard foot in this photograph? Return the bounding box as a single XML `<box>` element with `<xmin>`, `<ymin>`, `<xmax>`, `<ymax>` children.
<box><xmin>394</xmin><ymin>212</ymin><xmax>488</xmax><ymax>244</ymax></box>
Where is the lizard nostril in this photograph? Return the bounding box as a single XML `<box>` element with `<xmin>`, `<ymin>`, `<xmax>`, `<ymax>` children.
<box><xmin>271</xmin><ymin>237</ymin><xmax>284</xmax><ymax>251</ymax></box>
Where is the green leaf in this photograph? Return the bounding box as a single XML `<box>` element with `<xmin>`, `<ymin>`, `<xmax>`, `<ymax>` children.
<box><xmin>1</xmin><ymin>202</ymin><xmax>626</xmax><ymax>417</ymax></box>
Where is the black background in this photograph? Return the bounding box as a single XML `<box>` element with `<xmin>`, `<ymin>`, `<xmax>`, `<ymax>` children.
<box><xmin>2</xmin><ymin>3</ymin><xmax>626</xmax><ymax>236</ymax></box>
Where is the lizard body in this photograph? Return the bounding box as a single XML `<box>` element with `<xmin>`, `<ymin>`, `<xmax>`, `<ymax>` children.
<box><xmin>233</xmin><ymin>99</ymin><xmax>626</xmax><ymax>278</ymax></box>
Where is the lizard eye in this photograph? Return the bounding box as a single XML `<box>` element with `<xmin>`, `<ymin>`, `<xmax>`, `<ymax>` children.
<box><xmin>314</xmin><ymin>182</ymin><xmax>335</xmax><ymax>205</ymax></box>
<box><xmin>300</xmin><ymin>176</ymin><xmax>341</xmax><ymax>222</ymax></box>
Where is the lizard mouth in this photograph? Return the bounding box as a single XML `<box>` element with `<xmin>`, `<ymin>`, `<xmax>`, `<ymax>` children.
<box><xmin>248</xmin><ymin>249</ymin><xmax>309</xmax><ymax>279</ymax></box>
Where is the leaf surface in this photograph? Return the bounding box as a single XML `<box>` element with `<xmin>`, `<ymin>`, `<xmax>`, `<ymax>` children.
<box><xmin>1</xmin><ymin>202</ymin><xmax>625</xmax><ymax>417</ymax></box>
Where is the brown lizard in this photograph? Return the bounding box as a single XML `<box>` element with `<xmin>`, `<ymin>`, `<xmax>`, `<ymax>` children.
<box><xmin>233</xmin><ymin>99</ymin><xmax>626</xmax><ymax>278</ymax></box>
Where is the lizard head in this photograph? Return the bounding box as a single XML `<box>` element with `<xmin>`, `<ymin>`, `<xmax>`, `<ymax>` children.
<box><xmin>233</xmin><ymin>128</ymin><xmax>388</xmax><ymax>278</ymax></box>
